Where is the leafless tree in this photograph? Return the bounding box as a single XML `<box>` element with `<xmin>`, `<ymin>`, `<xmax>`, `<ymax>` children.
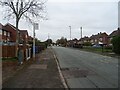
<box><xmin>0</xmin><ymin>0</ymin><xmax>47</xmax><ymax>57</ymax></box>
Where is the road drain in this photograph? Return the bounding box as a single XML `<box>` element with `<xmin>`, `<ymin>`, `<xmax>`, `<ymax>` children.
<box><xmin>61</xmin><ymin>67</ymin><xmax>95</xmax><ymax>79</ymax></box>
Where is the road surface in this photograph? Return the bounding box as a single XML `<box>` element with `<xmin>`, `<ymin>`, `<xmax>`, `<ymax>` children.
<box><xmin>52</xmin><ymin>46</ymin><xmax>118</xmax><ymax>88</ymax></box>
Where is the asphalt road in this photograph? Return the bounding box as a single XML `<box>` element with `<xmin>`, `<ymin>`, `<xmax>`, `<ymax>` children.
<box><xmin>52</xmin><ymin>46</ymin><xmax>118</xmax><ymax>88</ymax></box>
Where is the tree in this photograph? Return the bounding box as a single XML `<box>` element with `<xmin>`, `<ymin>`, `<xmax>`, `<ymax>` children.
<box><xmin>56</xmin><ymin>37</ymin><xmax>67</xmax><ymax>47</ymax></box>
<box><xmin>0</xmin><ymin>0</ymin><xmax>47</xmax><ymax>56</ymax></box>
<box><xmin>46</xmin><ymin>39</ymin><xmax>52</xmax><ymax>46</ymax></box>
<box><xmin>111</xmin><ymin>36</ymin><xmax>120</xmax><ymax>54</ymax></box>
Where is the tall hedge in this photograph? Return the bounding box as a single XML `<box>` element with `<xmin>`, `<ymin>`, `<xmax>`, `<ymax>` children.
<box><xmin>111</xmin><ymin>36</ymin><xmax>120</xmax><ymax>54</ymax></box>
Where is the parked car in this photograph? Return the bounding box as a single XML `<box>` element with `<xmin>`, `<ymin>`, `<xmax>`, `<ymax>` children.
<box><xmin>92</xmin><ymin>44</ymin><xmax>102</xmax><ymax>48</ymax></box>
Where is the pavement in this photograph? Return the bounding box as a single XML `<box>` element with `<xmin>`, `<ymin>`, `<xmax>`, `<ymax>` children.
<box><xmin>2</xmin><ymin>47</ymin><xmax>65</xmax><ymax>88</ymax></box>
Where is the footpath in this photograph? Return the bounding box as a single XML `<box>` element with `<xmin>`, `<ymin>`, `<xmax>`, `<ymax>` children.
<box><xmin>2</xmin><ymin>47</ymin><xmax>65</xmax><ymax>88</ymax></box>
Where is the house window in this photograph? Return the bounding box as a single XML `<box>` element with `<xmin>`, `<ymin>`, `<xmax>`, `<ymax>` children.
<box><xmin>4</xmin><ymin>31</ymin><xmax>7</xmax><ymax>36</ymax></box>
<box><xmin>0</xmin><ymin>29</ymin><xmax>2</xmax><ymax>35</ymax></box>
<box><xmin>8</xmin><ymin>32</ymin><xmax>10</xmax><ymax>37</ymax></box>
<box><xmin>91</xmin><ymin>40</ymin><xmax>93</xmax><ymax>42</ymax></box>
<box><xmin>95</xmin><ymin>39</ymin><xmax>97</xmax><ymax>42</ymax></box>
<box><xmin>99</xmin><ymin>38</ymin><xmax>103</xmax><ymax>41</ymax></box>
<box><xmin>26</xmin><ymin>35</ymin><xmax>27</xmax><ymax>38</ymax></box>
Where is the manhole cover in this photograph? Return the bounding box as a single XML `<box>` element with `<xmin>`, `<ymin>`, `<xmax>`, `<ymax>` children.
<box><xmin>61</xmin><ymin>67</ymin><xmax>96</xmax><ymax>79</ymax></box>
<box><xmin>28</xmin><ymin>64</ymin><xmax>47</xmax><ymax>69</ymax></box>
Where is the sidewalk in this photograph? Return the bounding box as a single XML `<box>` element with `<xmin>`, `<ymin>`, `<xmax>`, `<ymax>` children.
<box><xmin>2</xmin><ymin>47</ymin><xmax>64</xmax><ymax>88</ymax></box>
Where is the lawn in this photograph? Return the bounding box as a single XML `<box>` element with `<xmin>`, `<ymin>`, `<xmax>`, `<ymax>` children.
<box><xmin>82</xmin><ymin>46</ymin><xmax>113</xmax><ymax>53</ymax></box>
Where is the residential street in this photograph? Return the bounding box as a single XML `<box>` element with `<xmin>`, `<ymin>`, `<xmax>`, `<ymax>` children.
<box><xmin>2</xmin><ymin>47</ymin><xmax>64</xmax><ymax>88</ymax></box>
<box><xmin>53</xmin><ymin>46</ymin><xmax>118</xmax><ymax>88</ymax></box>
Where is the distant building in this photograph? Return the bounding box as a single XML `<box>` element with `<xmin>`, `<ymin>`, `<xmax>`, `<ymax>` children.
<box><xmin>80</xmin><ymin>36</ymin><xmax>90</xmax><ymax>43</ymax></box>
<box><xmin>90</xmin><ymin>32</ymin><xmax>109</xmax><ymax>45</ymax></box>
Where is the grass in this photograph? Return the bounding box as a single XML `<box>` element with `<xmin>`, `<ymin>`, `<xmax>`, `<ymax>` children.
<box><xmin>79</xmin><ymin>46</ymin><xmax>120</xmax><ymax>58</ymax></box>
<box><xmin>82</xmin><ymin>46</ymin><xmax>112</xmax><ymax>53</ymax></box>
<box><xmin>2</xmin><ymin>57</ymin><xmax>17</xmax><ymax>61</ymax></box>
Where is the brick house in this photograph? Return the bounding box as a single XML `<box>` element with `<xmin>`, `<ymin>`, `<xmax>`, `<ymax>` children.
<box><xmin>109</xmin><ymin>28</ymin><xmax>120</xmax><ymax>45</ymax></box>
<box><xmin>0</xmin><ymin>23</ymin><xmax>11</xmax><ymax>44</ymax></box>
<box><xmin>90</xmin><ymin>32</ymin><xmax>109</xmax><ymax>45</ymax></box>
<box><xmin>19</xmin><ymin>30</ymin><xmax>31</xmax><ymax>60</ymax></box>
<box><xmin>19</xmin><ymin>30</ymin><xmax>29</xmax><ymax>44</ymax></box>
<box><xmin>1</xmin><ymin>23</ymin><xmax>32</xmax><ymax>60</ymax></box>
<box><xmin>80</xmin><ymin>36</ymin><xmax>90</xmax><ymax>43</ymax></box>
<box><xmin>4</xmin><ymin>23</ymin><xmax>17</xmax><ymax>43</ymax></box>
<box><xmin>109</xmin><ymin>28</ymin><xmax>120</xmax><ymax>39</ymax></box>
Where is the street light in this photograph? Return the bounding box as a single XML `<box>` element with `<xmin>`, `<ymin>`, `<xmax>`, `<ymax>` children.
<box><xmin>80</xmin><ymin>27</ymin><xmax>82</xmax><ymax>39</ymax></box>
<box><xmin>33</xmin><ymin>23</ymin><xmax>39</xmax><ymax>60</ymax></box>
<box><xmin>69</xmin><ymin>26</ymin><xmax>71</xmax><ymax>40</ymax></box>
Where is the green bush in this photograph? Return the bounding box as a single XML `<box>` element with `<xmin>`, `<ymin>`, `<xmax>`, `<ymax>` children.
<box><xmin>104</xmin><ymin>46</ymin><xmax>112</xmax><ymax>50</ymax></box>
<box><xmin>83</xmin><ymin>42</ymin><xmax>92</xmax><ymax>46</ymax></box>
<box><xmin>111</xmin><ymin>36</ymin><xmax>120</xmax><ymax>54</ymax></box>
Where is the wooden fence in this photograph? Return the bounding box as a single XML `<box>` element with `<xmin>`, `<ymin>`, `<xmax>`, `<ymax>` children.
<box><xmin>2</xmin><ymin>45</ymin><xmax>16</xmax><ymax>58</ymax></box>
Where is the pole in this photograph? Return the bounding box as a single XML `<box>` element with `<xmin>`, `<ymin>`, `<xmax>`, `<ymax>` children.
<box><xmin>69</xmin><ymin>26</ymin><xmax>71</xmax><ymax>40</ymax></box>
<box><xmin>80</xmin><ymin>27</ymin><xmax>82</xmax><ymax>39</ymax></box>
<box><xmin>33</xmin><ymin>24</ymin><xmax>35</xmax><ymax>59</ymax></box>
<box><xmin>80</xmin><ymin>27</ymin><xmax>83</xmax><ymax>46</ymax></box>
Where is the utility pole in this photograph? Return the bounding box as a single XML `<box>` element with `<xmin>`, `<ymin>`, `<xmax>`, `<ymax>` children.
<box><xmin>69</xmin><ymin>26</ymin><xmax>71</xmax><ymax>40</ymax></box>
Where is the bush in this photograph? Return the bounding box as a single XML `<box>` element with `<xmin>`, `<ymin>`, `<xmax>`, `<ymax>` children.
<box><xmin>111</xmin><ymin>36</ymin><xmax>120</xmax><ymax>54</ymax></box>
<box><xmin>104</xmin><ymin>46</ymin><xmax>112</xmax><ymax>50</ymax></box>
<box><xmin>83</xmin><ymin>42</ymin><xmax>92</xmax><ymax>46</ymax></box>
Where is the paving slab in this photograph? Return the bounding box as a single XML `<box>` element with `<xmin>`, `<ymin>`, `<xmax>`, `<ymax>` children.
<box><xmin>2</xmin><ymin>47</ymin><xmax>64</xmax><ymax>88</ymax></box>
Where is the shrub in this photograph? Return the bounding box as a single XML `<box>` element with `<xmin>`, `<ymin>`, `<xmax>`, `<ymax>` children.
<box><xmin>104</xmin><ymin>46</ymin><xmax>112</xmax><ymax>50</ymax></box>
<box><xmin>83</xmin><ymin>42</ymin><xmax>92</xmax><ymax>46</ymax></box>
<box><xmin>111</xmin><ymin>36</ymin><xmax>120</xmax><ymax>54</ymax></box>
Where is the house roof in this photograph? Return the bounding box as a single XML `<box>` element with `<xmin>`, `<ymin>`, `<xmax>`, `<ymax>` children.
<box><xmin>28</xmin><ymin>36</ymin><xmax>33</xmax><ymax>40</ymax></box>
<box><xmin>19</xmin><ymin>30</ymin><xmax>29</xmax><ymax>36</ymax></box>
<box><xmin>109</xmin><ymin>28</ymin><xmax>120</xmax><ymax>37</ymax></box>
<box><xmin>0</xmin><ymin>23</ymin><xmax>3</xmax><ymax>29</ymax></box>
<box><xmin>81</xmin><ymin>36</ymin><xmax>90</xmax><ymax>40</ymax></box>
<box><xmin>4</xmin><ymin>23</ymin><xmax>19</xmax><ymax>31</ymax></box>
<box><xmin>90</xmin><ymin>32</ymin><xmax>108</xmax><ymax>39</ymax></box>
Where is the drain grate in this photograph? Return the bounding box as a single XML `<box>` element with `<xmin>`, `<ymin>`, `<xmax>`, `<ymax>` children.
<box><xmin>61</xmin><ymin>67</ymin><xmax>96</xmax><ymax>79</ymax></box>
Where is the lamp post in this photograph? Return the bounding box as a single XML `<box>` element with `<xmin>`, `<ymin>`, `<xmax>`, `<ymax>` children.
<box><xmin>69</xmin><ymin>26</ymin><xmax>71</xmax><ymax>40</ymax></box>
<box><xmin>33</xmin><ymin>23</ymin><xmax>39</xmax><ymax>60</ymax></box>
<box><xmin>80</xmin><ymin>27</ymin><xmax>82</xmax><ymax>39</ymax></box>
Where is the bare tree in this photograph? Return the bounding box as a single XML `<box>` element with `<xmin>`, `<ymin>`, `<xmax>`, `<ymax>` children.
<box><xmin>0</xmin><ymin>0</ymin><xmax>47</xmax><ymax>57</ymax></box>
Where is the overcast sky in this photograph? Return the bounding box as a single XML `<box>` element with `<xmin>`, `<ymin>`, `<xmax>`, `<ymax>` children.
<box><xmin>0</xmin><ymin>0</ymin><xmax>119</xmax><ymax>42</ymax></box>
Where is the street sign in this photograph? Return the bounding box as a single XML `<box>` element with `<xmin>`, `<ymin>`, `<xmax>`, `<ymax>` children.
<box><xmin>34</xmin><ymin>23</ymin><xmax>39</xmax><ymax>30</ymax></box>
